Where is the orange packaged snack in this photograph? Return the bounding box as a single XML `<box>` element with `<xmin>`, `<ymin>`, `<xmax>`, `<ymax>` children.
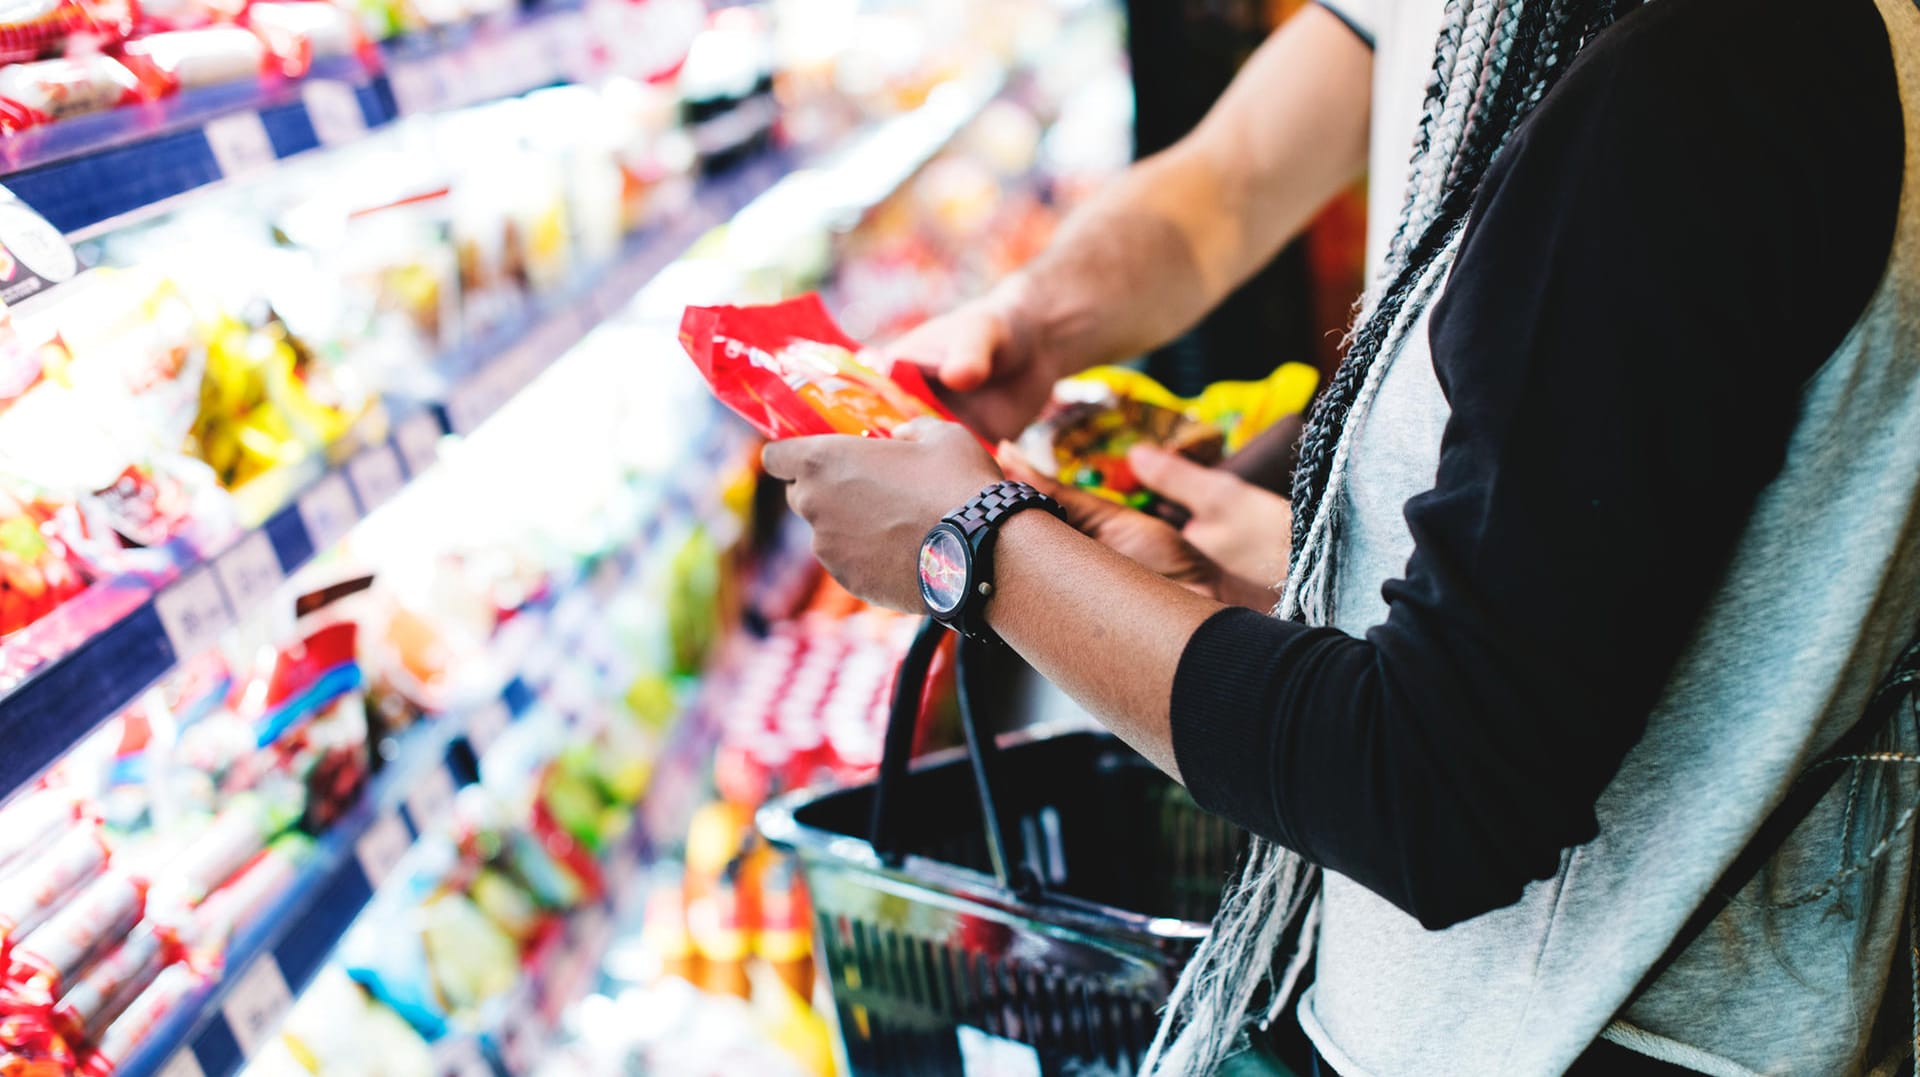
<box><xmin>679</xmin><ymin>293</ymin><xmax>958</xmax><ymax>439</ymax></box>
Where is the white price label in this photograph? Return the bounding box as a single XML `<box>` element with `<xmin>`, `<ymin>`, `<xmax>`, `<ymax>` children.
<box><xmin>205</xmin><ymin>112</ymin><xmax>276</xmax><ymax>180</ymax></box>
<box><xmin>212</xmin><ymin>531</ymin><xmax>284</xmax><ymax>616</ymax></box>
<box><xmin>588</xmin><ymin>557</ymin><xmax>621</xmax><ymax>603</ymax></box>
<box><xmin>222</xmin><ymin>956</ymin><xmax>294</xmax><ymax>1057</ymax></box>
<box><xmin>298</xmin><ymin>472</ymin><xmax>359</xmax><ymax>553</ymax></box>
<box><xmin>406</xmin><ymin>767</ymin><xmax>459</xmax><ymax>834</ymax></box>
<box><xmin>155</xmin><ymin>1049</ymin><xmax>207</xmax><ymax>1077</ymax></box>
<box><xmin>956</xmin><ymin>1026</ymin><xmax>1042</xmax><ymax>1077</ymax></box>
<box><xmin>445</xmin><ymin>376</ymin><xmax>498</xmax><ymax>436</ymax></box>
<box><xmin>466</xmin><ymin>700</ymin><xmax>511</xmax><ymax>756</ymax></box>
<box><xmin>395</xmin><ymin>412</ymin><xmax>441</xmax><ymax>477</ymax></box>
<box><xmin>356</xmin><ymin>813</ymin><xmax>413</xmax><ymax>889</ymax></box>
<box><xmin>303</xmin><ymin>80</ymin><xmax>366</xmax><ymax>145</ymax></box>
<box><xmin>388</xmin><ymin>60</ymin><xmax>439</xmax><ymax>114</ymax></box>
<box><xmin>347</xmin><ymin>444</ymin><xmax>406</xmax><ymax>513</ymax></box>
<box><xmin>547</xmin><ymin>11</ymin><xmax>593</xmax><ymax>80</ymax></box>
<box><xmin>499</xmin><ymin>1002</ymin><xmax>543</xmax><ymax>1075</ymax></box>
<box><xmin>432</xmin><ymin>1037</ymin><xmax>493</xmax><ymax>1077</ymax></box>
<box><xmin>155</xmin><ymin>567</ymin><xmax>235</xmax><ymax>660</ymax></box>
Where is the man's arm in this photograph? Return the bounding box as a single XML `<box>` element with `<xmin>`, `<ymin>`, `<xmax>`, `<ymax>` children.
<box><xmin>999</xmin><ymin>4</ymin><xmax>1374</xmax><ymax>365</ymax></box>
<box><xmin>883</xmin><ymin>5</ymin><xmax>1372</xmax><ymax>438</ymax></box>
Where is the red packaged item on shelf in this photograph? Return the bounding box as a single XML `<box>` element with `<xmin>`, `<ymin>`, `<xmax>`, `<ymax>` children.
<box><xmin>48</xmin><ymin>923</ymin><xmax>167</xmax><ymax>1052</ymax></box>
<box><xmin>0</xmin><ymin>0</ymin><xmax>135</xmax><ymax>66</ymax></box>
<box><xmin>115</xmin><ymin>26</ymin><xmax>268</xmax><ymax>95</ymax></box>
<box><xmin>0</xmin><ymin>490</ymin><xmax>93</xmax><ymax>642</ymax></box>
<box><xmin>76</xmin><ymin>962</ymin><xmax>202</xmax><ymax>1077</ymax></box>
<box><xmin>678</xmin><ymin>293</ymin><xmax>958</xmax><ymax>439</ymax></box>
<box><xmin>0</xmin><ymin>56</ymin><xmax>149</xmax><ymax>133</ymax></box>
<box><xmin>243</xmin><ymin>1</ymin><xmax>367</xmax><ymax>78</ymax></box>
<box><xmin>2</xmin><ymin>871</ymin><xmax>145</xmax><ymax>1010</ymax></box>
<box><xmin>0</xmin><ymin>792</ymin><xmax>76</xmax><ymax>878</ymax></box>
<box><xmin>0</xmin><ymin>827</ymin><xmax>109</xmax><ymax>962</ymax></box>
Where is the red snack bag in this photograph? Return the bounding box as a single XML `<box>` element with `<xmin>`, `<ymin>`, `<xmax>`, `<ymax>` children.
<box><xmin>77</xmin><ymin>963</ymin><xmax>202</xmax><ymax>1077</ymax></box>
<box><xmin>0</xmin><ymin>56</ymin><xmax>148</xmax><ymax>134</ymax></box>
<box><xmin>0</xmin><ymin>827</ymin><xmax>109</xmax><ymax>962</ymax></box>
<box><xmin>678</xmin><ymin>293</ymin><xmax>958</xmax><ymax>439</ymax></box>
<box><xmin>49</xmin><ymin>923</ymin><xmax>166</xmax><ymax>1052</ymax></box>
<box><xmin>3</xmin><ymin>871</ymin><xmax>144</xmax><ymax>1010</ymax></box>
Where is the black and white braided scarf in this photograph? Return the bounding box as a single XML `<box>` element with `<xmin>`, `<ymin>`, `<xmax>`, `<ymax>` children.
<box><xmin>1142</xmin><ymin>2</ymin><xmax>1640</xmax><ymax>1072</ymax></box>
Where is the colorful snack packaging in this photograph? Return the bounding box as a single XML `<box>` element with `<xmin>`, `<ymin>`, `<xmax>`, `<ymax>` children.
<box><xmin>78</xmin><ymin>962</ymin><xmax>203</xmax><ymax>1077</ymax></box>
<box><xmin>0</xmin><ymin>792</ymin><xmax>76</xmax><ymax>877</ymax></box>
<box><xmin>0</xmin><ymin>0</ymin><xmax>135</xmax><ymax>66</ymax></box>
<box><xmin>1017</xmin><ymin>390</ymin><xmax>1224</xmax><ymax>510</ymax></box>
<box><xmin>678</xmin><ymin>294</ymin><xmax>956</xmax><ymax>439</ymax></box>
<box><xmin>0</xmin><ymin>827</ymin><xmax>109</xmax><ymax>961</ymax></box>
<box><xmin>3</xmin><ymin>871</ymin><xmax>145</xmax><ymax>1010</ymax></box>
<box><xmin>116</xmin><ymin>27</ymin><xmax>269</xmax><ymax>94</ymax></box>
<box><xmin>49</xmin><ymin>922</ymin><xmax>167</xmax><ymax>1051</ymax></box>
<box><xmin>1016</xmin><ymin>362</ymin><xmax>1319</xmax><ymax>509</ymax></box>
<box><xmin>0</xmin><ymin>56</ymin><xmax>149</xmax><ymax>133</ymax></box>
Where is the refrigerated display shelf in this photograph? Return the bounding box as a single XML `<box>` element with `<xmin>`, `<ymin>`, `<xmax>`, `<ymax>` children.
<box><xmin>0</xmin><ymin>149</ymin><xmax>791</xmax><ymax>805</ymax></box>
<box><xmin>115</xmin><ymin>679</ymin><xmax>530</xmax><ymax>1077</ymax></box>
<box><xmin>1</xmin><ymin>3</ymin><xmax>596</xmax><ymax>238</ymax></box>
<box><xmin>0</xmin><ymin>54</ymin><xmax>1009</xmax><ymax>806</ymax></box>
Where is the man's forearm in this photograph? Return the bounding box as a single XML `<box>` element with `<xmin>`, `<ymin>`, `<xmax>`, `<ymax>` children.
<box><xmin>1002</xmin><ymin>4</ymin><xmax>1373</xmax><ymax>376</ymax></box>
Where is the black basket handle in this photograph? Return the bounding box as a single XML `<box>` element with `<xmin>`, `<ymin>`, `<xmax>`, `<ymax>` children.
<box><xmin>868</xmin><ymin>620</ymin><xmax>1040</xmax><ymax>899</ymax></box>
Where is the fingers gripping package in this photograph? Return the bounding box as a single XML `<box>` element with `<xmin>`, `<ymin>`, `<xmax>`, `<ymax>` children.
<box><xmin>1018</xmin><ymin>363</ymin><xmax>1319</xmax><ymax>509</ymax></box>
<box><xmin>679</xmin><ymin>294</ymin><xmax>958</xmax><ymax>439</ymax></box>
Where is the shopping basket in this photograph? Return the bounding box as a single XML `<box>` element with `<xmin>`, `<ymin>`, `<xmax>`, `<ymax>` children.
<box><xmin>758</xmin><ymin>622</ymin><xmax>1247</xmax><ymax>1076</ymax></box>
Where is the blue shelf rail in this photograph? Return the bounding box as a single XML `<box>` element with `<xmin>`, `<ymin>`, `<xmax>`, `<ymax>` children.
<box><xmin>0</xmin><ymin>149</ymin><xmax>794</xmax><ymax>804</ymax></box>
<box><xmin>2</xmin><ymin>4</ymin><xmax>594</xmax><ymax>237</ymax></box>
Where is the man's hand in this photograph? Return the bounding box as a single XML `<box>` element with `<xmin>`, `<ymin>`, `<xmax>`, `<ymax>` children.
<box><xmin>762</xmin><ymin>421</ymin><xmax>1002</xmax><ymax>612</ymax></box>
<box><xmin>1131</xmin><ymin>445</ymin><xmax>1293</xmax><ymax>587</ymax></box>
<box><xmin>874</xmin><ymin>278</ymin><xmax>1061</xmax><ymax>443</ymax></box>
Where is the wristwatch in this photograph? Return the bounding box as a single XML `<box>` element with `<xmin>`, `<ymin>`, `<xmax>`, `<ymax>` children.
<box><xmin>917</xmin><ymin>480</ymin><xmax>1065</xmax><ymax>638</ymax></box>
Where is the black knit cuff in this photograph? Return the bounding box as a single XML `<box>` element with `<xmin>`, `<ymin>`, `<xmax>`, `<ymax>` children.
<box><xmin>1170</xmin><ymin>606</ymin><xmax>1304</xmax><ymax>841</ymax></box>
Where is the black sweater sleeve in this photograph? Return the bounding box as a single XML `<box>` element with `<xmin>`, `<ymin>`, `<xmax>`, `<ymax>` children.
<box><xmin>1169</xmin><ymin>0</ymin><xmax>1902</xmax><ymax>930</ymax></box>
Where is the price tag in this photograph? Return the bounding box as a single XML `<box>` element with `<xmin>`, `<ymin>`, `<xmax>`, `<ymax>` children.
<box><xmin>406</xmin><ymin>767</ymin><xmax>459</xmax><ymax>835</ymax></box>
<box><xmin>303</xmin><ymin>80</ymin><xmax>367</xmax><ymax>145</ymax></box>
<box><xmin>347</xmin><ymin>444</ymin><xmax>406</xmax><ymax>513</ymax></box>
<box><xmin>445</xmin><ymin>376</ymin><xmax>496</xmax><ymax>436</ymax></box>
<box><xmin>356</xmin><ymin>813</ymin><xmax>413</xmax><ymax>889</ymax></box>
<box><xmin>387</xmin><ymin>60</ymin><xmax>439</xmax><ymax>114</ymax></box>
<box><xmin>155</xmin><ymin>567</ymin><xmax>235</xmax><ymax>661</ymax></box>
<box><xmin>205</xmin><ymin>112</ymin><xmax>276</xmax><ymax>180</ymax></box>
<box><xmin>466</xmin><ymin>700</ymin><xmax>511</xmax><ymax>756</ymax></box>
<box><xmin>432</xmin><ymin>1037</ymin><xmax>493</xmax><ymax>1077</ymax></box>
<box><xmin>498</xmin><ymin>1001</ymin><xmax>543</xmax><ymax>1075</ymax></box>
<box><xmin>155</xmin><ymin>1050</ymin><xmax>207</xmax><ymax>1077</ymax></box>
<box><xmin>395</xmin><ymin>412</ymin><xmax>441</xmax><ymax>477</ymax></box>
<box><xmin>588</xmin><ymin>557</ymin><xmax>621</xmax><ymax>603</ymax></box>
<box><xmin>297</xmin><ymin>472</ymin><xmax>359</xmax><ymax>553</ymax></box>
<box><xmin>222</xmin><ymin>956</ymin><xmax>294</xmax><ymax>1057</ymax></box>
<box><xmin>212</xmin><ymin>531</ymin><xmax>284</xmax><ymax>617</ymax></box>
<box><xmin>956</xmin><ymin>1026</ymin><xmax>1042</xmax><ymax>1077</ymax></box>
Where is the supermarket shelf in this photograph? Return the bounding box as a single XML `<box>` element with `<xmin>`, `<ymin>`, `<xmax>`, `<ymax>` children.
<box><xmin>0</xmin><ymin>53</ymin><xmax>1009</xmax><ymax>806</ymax></box>
<box><xmin>115</xmin><ymin>682</ymin><xmax>528</xmax><ymax>1077</ymax></box>
<box><xmin>2</xmin><ymin>5</ymin><xmax>594</xmax><ymax>238</ymax></box>
<box><xmin>0</xmin><ymin>150</ymin><xmax>792</xmax><ymax>805</ymax></box>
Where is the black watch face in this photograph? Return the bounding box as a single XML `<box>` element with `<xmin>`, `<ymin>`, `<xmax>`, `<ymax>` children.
<box><xmin>918</xmin><ymin>526</ymin><xmax>970</xmax><ymax>615</ymax></box>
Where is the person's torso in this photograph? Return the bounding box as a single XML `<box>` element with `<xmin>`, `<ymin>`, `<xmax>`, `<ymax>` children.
<box><xmin>1298</xmin><ymin>0</ymin><xmax>1920</xmax><ymax>1074</ymax></box>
